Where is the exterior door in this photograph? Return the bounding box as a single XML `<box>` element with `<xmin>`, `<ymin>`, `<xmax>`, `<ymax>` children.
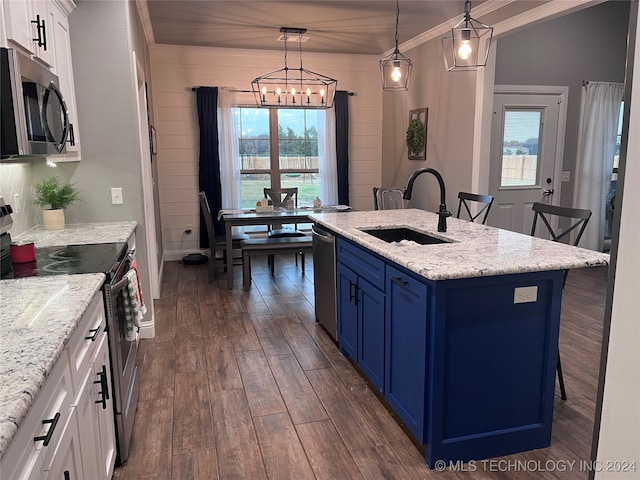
<box><xmin>488</xmin><ymin>87</ymin><xmax>568</xmax><ymax>235</ymax></box>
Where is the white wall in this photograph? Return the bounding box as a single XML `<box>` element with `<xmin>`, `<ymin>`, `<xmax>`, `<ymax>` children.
<box><xmin>149</xmin><ymin>44</ymin><xmax>382</xmax><ymax>259</ymax></box>
<box><xmin>381</xmin><ymin>36</ymin><xmax>477</xmax><ymax>213</ymax></box>
<box><xmin>595</xmin><ymin>9</ymin><xmax>640</xmax><ymax>477</ymax></box>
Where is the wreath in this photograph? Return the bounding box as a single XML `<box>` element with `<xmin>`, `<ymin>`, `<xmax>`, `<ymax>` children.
<box><xmin>406</xmin><ymin>118</ymin><xmax>425</xmax><ymax>156</ymax></box>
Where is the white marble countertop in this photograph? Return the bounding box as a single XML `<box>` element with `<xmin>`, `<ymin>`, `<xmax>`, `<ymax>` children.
<box><xmin>309</xmin><ymin>209</ymin><xmax>609</xmax><ymax>280</ymax></box>
<box><xmin>0</xmin><ymin>274</ymin><xmax>105</xmax><ymax>459</ymax></box>
<box><xmin>13</xmin><ymin>221</ymin><xmax>137</xmax><ymax>247</ymax></box>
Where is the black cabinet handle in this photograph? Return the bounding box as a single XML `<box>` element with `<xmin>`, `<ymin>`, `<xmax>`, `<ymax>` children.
<box><xmin>85</xmin><ymin>325</ymin><xmax>101</xmax><ymax>341</ymax></box>
<box><xmin>31</xmin><ymin>15</ymin><xmax>47</xmax><ymax>50</ymax></box>
<box><xmin>349</xmin><ymin>281</ymin><xmax>359</xmax><ymax>305</ymax></box>
<box><xmin>68</xmin><ymin>123</ymin><xmax>75</xmax><ymax>146</ymax></box>
<box><xmin>34</xmin><ymin>412</ymin><xmax>60</xmax><ymax>446</ymax></box>
<box><xmin>94</xmin><ymin>365</ymin><xmax>109</xmax><ymax>409</ymax></box>
<box><xmin>64</xmin><ymin>471</ymin><xmax>71</xmax><ymax>480</ymax></box>
<box><xmin>392</xmin><ymin>277</ymin><xmax>409</xmax><ymax>287</ymax></box>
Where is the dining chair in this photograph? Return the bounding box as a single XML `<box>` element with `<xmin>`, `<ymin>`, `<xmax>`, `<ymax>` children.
<box><xmin>530</xmin><ymin>202</ymin><xmax>592</xmax><ymax>401</ymax></box>
<box><xmin>373</xmin><ymin>187</ymin><xmax>405</xmax><ymax>210</ymax></box>
<box><xmin>199</xmin><ymin>191</ymin><xmax>249</xmax><ymax>283</ymax></box>
<box><xmin>456</xmin><ymin>192</ymin><xmax>494</xmax><ymax>225</ymax></box>
<box><xmin>262</xmin><ymin>187</ymin><xmax>307</xmax><ymax>273</ymax></box>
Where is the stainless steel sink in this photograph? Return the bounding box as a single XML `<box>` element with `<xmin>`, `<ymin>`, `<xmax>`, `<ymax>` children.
<box><xmin>360</xmin><ymin>227</ymin><xmax>450</xmax><ymax>245</ymax></box>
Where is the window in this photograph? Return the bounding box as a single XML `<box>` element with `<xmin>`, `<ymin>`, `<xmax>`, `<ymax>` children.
<box><xmin>605</xmin><ymin>102</ymin><xmax>624</xmax><ymax>240</ymax></box>
<box><xmin>499</xmin><ymin>109</ymin><xmax>543</xmax><ymax>187</ymax></box>
<box><xmin>236</xmin><ymin>107</ymin><xmax>322</xmax><ymax>208</ymax></box>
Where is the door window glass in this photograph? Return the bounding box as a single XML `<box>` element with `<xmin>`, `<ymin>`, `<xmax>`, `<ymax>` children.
<box><xmin>500</xmin><ymin>109</ymin><xmax>543</xmax><ymax>187</ymax></box>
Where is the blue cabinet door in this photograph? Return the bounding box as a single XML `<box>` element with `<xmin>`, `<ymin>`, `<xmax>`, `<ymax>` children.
<box><xmin>357</xmin><ymin>277</ymin><xmax>385</xmax><ymax>392</ymax></box>
<box><xmin>337</xmin><ymin>262</ymin><xmax>358</xmax><ymax>358</ymax></box>
<box><xmin>385</xmin><ymin>265</ymin><xmax>429</xmax><ymax>443</ymax></box>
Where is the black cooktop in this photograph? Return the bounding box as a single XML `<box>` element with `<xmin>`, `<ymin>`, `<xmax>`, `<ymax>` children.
<box><xmin>1</xmin><ymin>242</ymin><xmax>128</xmax><ymax>281</ymax></box>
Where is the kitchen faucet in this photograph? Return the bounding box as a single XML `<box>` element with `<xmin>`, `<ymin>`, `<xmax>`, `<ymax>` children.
<box><xmin>403</xmin><ymin>168</ymin><xmax>451</xmax><ymax>232</ymax></box>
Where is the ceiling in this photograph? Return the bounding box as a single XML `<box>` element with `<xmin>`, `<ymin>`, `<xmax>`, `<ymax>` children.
<box><xmin>145</xmin><ymin>1</ymin><xmax>488</xmax><ymax>56</ymax></box>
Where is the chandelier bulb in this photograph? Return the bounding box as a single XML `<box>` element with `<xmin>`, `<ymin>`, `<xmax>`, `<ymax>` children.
<box><xmin>391</xmin><ymin>67</ymin><xmax>402</xmax><ymax>82</ymax></box>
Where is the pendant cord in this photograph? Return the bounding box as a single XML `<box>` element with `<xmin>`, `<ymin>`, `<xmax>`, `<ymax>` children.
<box><xmin>394</xmin><ymin>0</ymin><xmax>400</xmax><ymax>54</ymax></box>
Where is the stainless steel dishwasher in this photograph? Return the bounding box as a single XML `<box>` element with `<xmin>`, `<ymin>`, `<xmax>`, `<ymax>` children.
<box><xmin>312</xmin><ymin>224</ymin><xmax>337</xmax><ymax>340</ymax></box>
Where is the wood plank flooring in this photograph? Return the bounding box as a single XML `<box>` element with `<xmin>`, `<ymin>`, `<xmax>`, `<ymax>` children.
<box><xmin>113</xmin><ymin>256</ymin><xmax>608</xmax><ymax>480</ymax></box>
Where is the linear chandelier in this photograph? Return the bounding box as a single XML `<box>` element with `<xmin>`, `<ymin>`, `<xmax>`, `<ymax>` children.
<box><xmin>442</xmin><ymin>0</ymin><xmax>493</xmax><ymax>71</ymax></box>
<box><xmin>380</xmin><ymin>0</ymin><xmax>412</xmax><ymax>91</ymax></box>
<box><xmin>251</xmin><ymin>27</ymin><xmax>338</xmax><ymax>109</ymax></box>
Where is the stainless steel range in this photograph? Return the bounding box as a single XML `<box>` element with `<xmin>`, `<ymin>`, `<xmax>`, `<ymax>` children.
<box><xmin>0</xmin><ymin>205</ymin><xmax>140</xmax><ymax>465</ymax></box>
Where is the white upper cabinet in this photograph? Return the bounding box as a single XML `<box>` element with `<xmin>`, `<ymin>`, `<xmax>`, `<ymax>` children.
<box><xmin>3</xmin><ymin>0</ymin><xmax>56</xmax><ymax>67</ymax></box>
<box><xmin>50</xmin><ymin>1</ymin><xmax>80</xmax><ymax>159</ymax></box>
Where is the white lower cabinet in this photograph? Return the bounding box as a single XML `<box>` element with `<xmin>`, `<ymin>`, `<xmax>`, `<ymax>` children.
<box><xmin>0</xmin><ymin>292</ymin><xmax>116</xmax><ymax>480</ymax></box>
<box><xmin>74</xmin><ymin>332</ymin><xmax>116</xmax><ymax>480</ymax></box>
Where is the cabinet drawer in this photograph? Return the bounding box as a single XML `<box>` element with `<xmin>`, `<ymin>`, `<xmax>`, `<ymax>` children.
<box><xmin>1</xmin><ymin>352</ymin><xmax>73</xmax><ymax>479</ymax></box>
<box><xmin>67</xmin><ymin>293</ymin><xmax>106</xmax><ymax>396</ymax></box>
<box><xmin>337</xmin><ymin>237</ymin><xmax>385</xmax><ymax>290</ymax></box>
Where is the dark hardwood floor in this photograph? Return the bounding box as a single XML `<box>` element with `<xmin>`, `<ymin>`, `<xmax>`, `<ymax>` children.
<box><xmin>113</xmin><ymin>256</ymin><xmax>608</xmax><ymax>479</ymax></box>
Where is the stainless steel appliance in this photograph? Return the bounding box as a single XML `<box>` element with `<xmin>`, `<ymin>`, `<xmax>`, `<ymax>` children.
<box><xmin>312</xmin><ymin>224</ymin><xmax>337</xmax><ymax>340</ymax></box>
<box><xmin>0</xmin><ymin>237</ymin><xmax>140</xmax><ymax>465</ymax></box>
<box><xmin>1</xmin><ymin>47</ymin><xmax>70</xmax><ymax>159</ymax></box>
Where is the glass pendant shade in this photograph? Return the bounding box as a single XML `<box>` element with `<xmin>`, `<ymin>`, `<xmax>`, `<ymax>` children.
<box><xmin>442</xmin><ymin>1</ymin><xmax>493</xmax><ymax>71</ymax></box>
<box><xmin>380</xmin><ymin>0</ymin><xmax>412</xmax><ymax>91</ymax></box>
<box><xmin>380</xmin><ymin>51</ymin><xmax>412</xmax><ymax>91</ymax></box>
<box><xmin>251</xmin><ymin>27</ymin><xmax>337</xmax><ymax>109</ymax></box>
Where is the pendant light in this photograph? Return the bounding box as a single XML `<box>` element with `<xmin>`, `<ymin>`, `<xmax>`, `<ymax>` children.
<box><xmin>380</xmin><ymin>0</ymin><xmax>412</xmax><ymax>91</ymax></box>
<box><xmin>251</xmin><ymin>27</ymin><xmax>338</xmax><ymax>109</ymax></box>
<box><xmin>442</xmin><ymin>0</ymin><xmax>493</xmax><ymax>71</ymax></box>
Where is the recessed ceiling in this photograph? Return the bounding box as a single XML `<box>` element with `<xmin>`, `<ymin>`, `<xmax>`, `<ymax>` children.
<box><xmin>145</xmin><ymin>1</ymin><xmax>485</xmax><ymax>55</ymax></box>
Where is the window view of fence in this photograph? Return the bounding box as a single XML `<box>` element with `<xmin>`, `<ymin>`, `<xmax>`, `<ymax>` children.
<box><xmin>500</xmin><ymin>110</ymin><xmax>542</xmax><ymax>187</ymax></box>
<box><xmin>237</xmin><ymin>108</ymin><xmax>321</xmax><ymax>208</ymax></box>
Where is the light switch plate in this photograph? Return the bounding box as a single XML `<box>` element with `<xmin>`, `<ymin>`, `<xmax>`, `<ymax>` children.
<box><xmin>514</xmin><ymin>286</ymin><xmax>538</xmax><ymax>304</ymax></box>
<box><xmin>111</xmin><ymin>187</ymin><xmax>123</xmax><ymax>205</ymax></box>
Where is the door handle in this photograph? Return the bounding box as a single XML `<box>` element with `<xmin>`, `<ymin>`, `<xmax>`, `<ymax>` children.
<box><xmin>543</xmin><ymin>189</ymin><xmax>554</xmax><ymax>196</ymax></box>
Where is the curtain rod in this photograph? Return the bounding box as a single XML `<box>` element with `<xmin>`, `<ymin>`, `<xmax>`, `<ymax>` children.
<box><xmin>191</xmin><ymin>86</ymin><xmax>355</xmax><ymax>95</ymax></box>
<box><xmin>583</xmin><ymin>81</ymin><xmax>589</xmax><ymax>86</ymax></box>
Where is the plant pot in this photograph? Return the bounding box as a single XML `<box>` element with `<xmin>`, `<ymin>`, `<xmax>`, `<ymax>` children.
<box><xmin>42</xmin><ymin>209</ymin><xmax>65</xmax><ymax>230</ymax></box>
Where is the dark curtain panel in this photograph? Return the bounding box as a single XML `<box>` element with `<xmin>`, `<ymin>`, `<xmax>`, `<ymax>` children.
<box><xmin>335</xmin><ymin>91</ymin><xmax>350</xmax><ymax>205</ymax></box>
<box><xmin>196</xmin><ymin>87</ymin><xmax>222</xmax><ymax>248</ymax></box>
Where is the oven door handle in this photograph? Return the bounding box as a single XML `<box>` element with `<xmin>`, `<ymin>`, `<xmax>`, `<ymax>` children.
<box><xmin>110</xmin><ymin>275</ymin><xmax>130</xmax><ymax>295</ymax></box>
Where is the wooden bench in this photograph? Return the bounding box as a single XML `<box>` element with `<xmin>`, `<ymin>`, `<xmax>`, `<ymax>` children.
<box><xmin>241</xmin><ymin>236</ymin><xmax>313</xmax><ymax>290</ymax></box>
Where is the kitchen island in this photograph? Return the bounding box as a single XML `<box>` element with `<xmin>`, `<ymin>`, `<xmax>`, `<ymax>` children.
<box><xmin>308</xmin><ymin>209</ymin><xmax>609</xmax><ymax>467</ymax></box>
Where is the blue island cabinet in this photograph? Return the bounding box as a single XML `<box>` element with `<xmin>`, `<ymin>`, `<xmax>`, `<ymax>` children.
<box><xmin>337</xmin><ymin>239</ymin><xmax>386</xmax><ymax>391</ymax></box>
<box><xmin>335</xmin><ymin>236</ymin><xmax>566</xmax><ymax>467</ymax></box>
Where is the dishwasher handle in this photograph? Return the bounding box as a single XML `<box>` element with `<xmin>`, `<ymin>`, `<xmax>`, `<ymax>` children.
<box><xmin>312</xmin><ymin>225</ymin><xmax>335</xmax><ymax>244</ymax></box>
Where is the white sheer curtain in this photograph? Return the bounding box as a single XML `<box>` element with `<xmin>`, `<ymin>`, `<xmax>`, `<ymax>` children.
<box><xmin>217</xmin><ymin>88</ymin><xmax>241</xmax><ymax>209</ymax></box>
<box><xmin>317</xmin><ymin>108</ymin><xmax>338</xmax><ymax>205</ymax></box>
<box><xmin>574</xmin><ymin>81</ymin><xmax>624</xmax><ymax>251</ymax></box>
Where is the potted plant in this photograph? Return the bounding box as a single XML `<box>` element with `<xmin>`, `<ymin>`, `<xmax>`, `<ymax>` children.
<box><xmin>34</xmin><ymin>176</ymin><xmax>80</xmax><ymax>230</ymax></box>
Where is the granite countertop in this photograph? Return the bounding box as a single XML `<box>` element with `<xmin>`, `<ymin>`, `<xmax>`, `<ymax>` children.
<box><xmin>0</xmin><ymin>274</ymin><xmax>105</xmax><ymax>459</ymax></box>
<box><xmin>309</xmin><ymin>209</ymin><xmax>610</xmax><ymax>281</ymax></box>
<box><xmin>14</xmin><ymin>221</ymin><xmax>137</xmax><ymax>247</ymax></box>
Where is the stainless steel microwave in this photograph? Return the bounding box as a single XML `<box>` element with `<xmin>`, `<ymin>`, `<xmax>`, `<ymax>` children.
<box><xmin>1</xmin><ymin>47</ymin><xmax>69</xmax><ymax>159</ymax></box>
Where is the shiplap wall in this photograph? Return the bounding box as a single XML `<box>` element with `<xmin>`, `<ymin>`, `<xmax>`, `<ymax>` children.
<box><xmin>149</xmin><ymin>44</ymin><xmax>382</xmax><ymax>259</ymax></box>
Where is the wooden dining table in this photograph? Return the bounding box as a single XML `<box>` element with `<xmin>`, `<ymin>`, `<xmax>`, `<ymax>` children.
<box><xmin>219</xmin><ymin>208</ymin><xmax>314</xmax><ymax>289</ymax></box>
